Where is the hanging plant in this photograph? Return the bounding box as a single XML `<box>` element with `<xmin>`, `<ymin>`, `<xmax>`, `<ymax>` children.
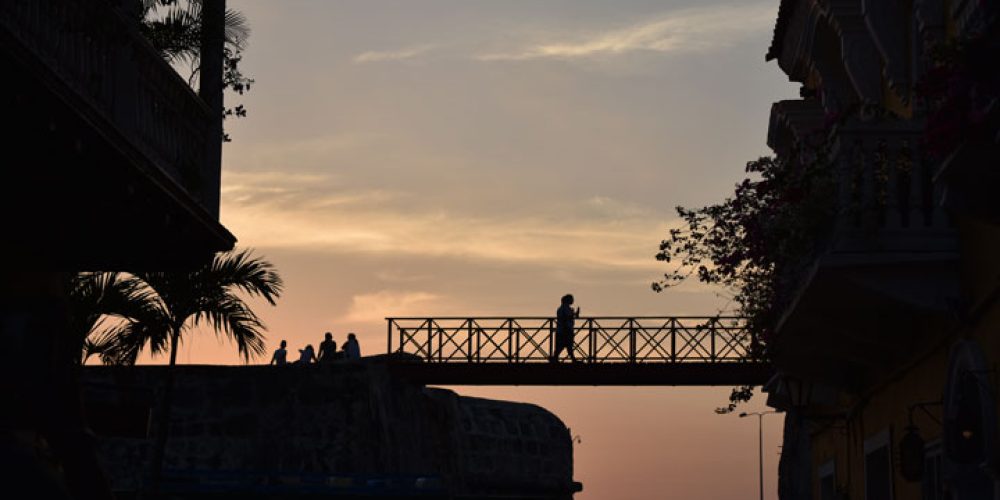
<box><xmin>917</xmin><ymin>16</ymin><xmax>1000</xmax><ymax>159</ymax></box>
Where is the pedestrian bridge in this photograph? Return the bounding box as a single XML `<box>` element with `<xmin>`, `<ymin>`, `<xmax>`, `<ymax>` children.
<box><xmin>384</xmin><ymin>316</ymin><xmax>772</xmax><ymax>386</ymax></box>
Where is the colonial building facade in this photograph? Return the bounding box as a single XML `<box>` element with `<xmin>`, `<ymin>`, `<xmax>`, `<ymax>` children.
<box><xmin>762</xmin><ymin>1</ymin><xmax>999</xmax><ymax>499</ymax></box>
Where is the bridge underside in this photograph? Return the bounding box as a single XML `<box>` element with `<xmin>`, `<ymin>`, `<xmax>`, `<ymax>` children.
<box><xmin>387</xmin><ymin>362</ymin><xmax>773</xmax><ymax>386</ymax></box>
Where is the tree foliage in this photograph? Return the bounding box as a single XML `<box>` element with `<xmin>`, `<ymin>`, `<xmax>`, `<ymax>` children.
<box><xmin>95</xmin><ymin>249</ymin><xmax>282</xmax><ymax>365</ymax></box>
<box><xmin>69</xmin><ymin>272</ymin><xmax>162</xmax><ymax>364</ymax></box>
<box><xmin>138</xmin><ymin>0</ymin><xmax>254</xmax><ymax>141</ymax></box>
<box><xmin>653</xmin><ymin>150</ymin><xmax>836</xmax><ymax>411</ymax></box>
<box><xmin>72</xmin><ymin>249</ymin><xmax>283</xmax><ymax>365</ymax></box>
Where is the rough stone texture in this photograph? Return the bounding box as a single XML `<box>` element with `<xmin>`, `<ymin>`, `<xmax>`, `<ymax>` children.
<box><xmin>82</xmin><ymin>359</ymin><xmax>576</xmax><ymax>498</ymax></box>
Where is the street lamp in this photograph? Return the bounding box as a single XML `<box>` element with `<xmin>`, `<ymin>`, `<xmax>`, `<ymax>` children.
<box><xmin>740</xmin><ymin>411</ymin><xmax>779</xmax><ymax>500</ymax></box>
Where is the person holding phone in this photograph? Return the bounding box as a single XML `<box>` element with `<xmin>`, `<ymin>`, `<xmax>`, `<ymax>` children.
<box><xmin>551</xmin><ymin>294</ymin><xmax>580</xmax><ymax>363</ymax></box>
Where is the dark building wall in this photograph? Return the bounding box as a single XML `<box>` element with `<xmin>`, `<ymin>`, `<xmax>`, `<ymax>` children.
<box><xmin>83</xmin><ymin>361</ymin><xmax>576</xmax><ymax>498</ymax></box>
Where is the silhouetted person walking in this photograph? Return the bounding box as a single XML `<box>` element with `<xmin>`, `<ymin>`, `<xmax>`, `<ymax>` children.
<box><xmin>318</xmin><ymin>332</ymin><xmax>338</xmax><ymax>362</ymax></box>
<box><xmin>551</xmin><ymin>294</ymin><xmax>580</xmax><ymax>362</ymax></box>
<box><xmin>270</xmin><ymin>340</ymin><xmax>288</xmax><ymax>365</ymax></box>
<box><xmin>344</xmin><ymin>333</ymin><xmax>361</xmax><ymax>360</ymax></box>
<box><xmin>297</xmin><ymin>344</ymin><xmax>317</xmax><ymax>365</ymax></box>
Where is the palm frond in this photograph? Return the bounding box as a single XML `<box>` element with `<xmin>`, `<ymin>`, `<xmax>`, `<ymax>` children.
<box><xmin>140</xmin><ymin>4</ymin><xmax>201</xmax><ymax>63</ymax></box>
<box><xmin>191</xmin><ymin>292</ymin><xmax>267</xmax><ymax>362</ymax></box>
<box><xmin>68</xmin><ymin>272</ymin><xmax>162</xmax><ymax>342</ymax></box>
<box><xmin>97</xmin><ymin>248</ymin><xmax>280</xmax><ymax>365</ymax></box>
<box><xmin>68</xmin><ymin>271</ymin><xmax>172</xmax><ymax>365</ymax></box>
<box><xmin>204</xmin><ymin>249</ymin><xmax>283</xmax><ymax>306</ymax></box>
<box><xmin>133</xmin><ymin>271</ymin><xmax>194</xmax><ymax>324</ymax></box>
<box><xmin>102</xmin><ymin>274</ymin><xmax>169</xmax><ymax>323</ymax></box>
<box><xmin>67</xmin><ymin>272</ymin><xmax>118</xmax><ymax>343</ymax></box>
<box><xmin>93</xmin><ymin>318</ymin><xmax>172</xmax><ymax>366</ymax></box>
<box><xmin>140</xmin><ymin>1</ymin><xmax>249</xmax><ymax>64</ymax></box>
<box><xmin>82</xmin><ymin>330</ymin><xmax>110</xmax><ymax>364</ymax></box>
<box><xmin>223</xmin><ymin>8</ymin><xmax>250</xmax><ymax>51</ymax></box>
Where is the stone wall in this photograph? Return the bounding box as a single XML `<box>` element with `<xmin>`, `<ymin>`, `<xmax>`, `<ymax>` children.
<box><xmin>83</xmin><ymin>359</ymin><xmax>577</xmax><ymax>498</ymax></box>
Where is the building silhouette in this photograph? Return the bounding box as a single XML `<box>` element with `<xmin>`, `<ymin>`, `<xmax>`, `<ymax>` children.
<box><xmin>762</xmin><ymin>2</ymin><xmax>999</xmax><ymax>499</ymax></box>
<box><xmin>0</xmin><ymin>0</ymin><xmax>233</xmax><ymax>498</ymax></box>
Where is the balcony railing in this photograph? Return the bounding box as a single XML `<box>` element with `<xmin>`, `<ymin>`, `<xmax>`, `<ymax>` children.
<box><xmin>0</xmin><ymin>0</ymin><xmax>216</xmax><ymax>208</ymax></box>
<box><xmin>834</xmin><ymin>121</ymin><xmax>949</xmax><ymax>232</ymax></box>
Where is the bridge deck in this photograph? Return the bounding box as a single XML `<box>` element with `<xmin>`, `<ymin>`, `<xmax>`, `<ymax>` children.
<box><xmin>386</xmin><ymin>317</ymin><xmax>771</xmax><ymax>386</ymax></box>
<box><xmin>387</xmin><ymin>361</ymin><xmax>772</xmax><ymax>386</ymax></box>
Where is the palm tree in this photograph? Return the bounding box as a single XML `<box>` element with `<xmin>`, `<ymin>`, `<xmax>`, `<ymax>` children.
<box><xmin>97</xmin><ymin>249</ymin><xmax>282</xmax><ymax>366</ymax></box>
<box><xmin>92</xmin><ymin>249</ymin><xmax>282</xmax><ymax>495</ymax></box>
<box><xmin>67</xmin><ymin>272</ymin><xmax>165</xmax><ymax>365</ymax></box>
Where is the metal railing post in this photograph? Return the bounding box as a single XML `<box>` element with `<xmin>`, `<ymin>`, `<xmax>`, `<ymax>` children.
<box><xmin>387</xmin><ymin>319</ymin><xmax>392</xmax><ymax>354</ymax></box>
<box><xmin>476</xmin><ymin>323</ymin><xmax>482</xmax><ymax>363</ymax></box>
<box><xmin>710</xmin><ymin>319</ymin><xmax>717</xmax><ymax>362</ymax></box>
<box><xmin>467</xmin><ymin>320</ymin><xmax>474</xmax><ymax>363</ymax></box>
<box><xmin>507</xmin><ymin>319</ymin><xmax>513</xmax><ymax>363</ymax></box>
<box><xmin>629</xmin><ymin>318</ymin><xmax>636</xmax><ymax>363</ymax></box>
<box><xmin>426</xmin><ymin>320</ymin><xmax>433</xmax><ymax>361</ymax></box>
<box><xmin>515</xmin><ymin>325</ymin><xmax>522</xmax><ymax>363</ymax></box>
<box><xmin>670</xmin><ymin>318</ymin><xmax>677</xmax><ymax>363</ymax></box>
<box><xmin>588</xmin><ymin>319</ymin><xmax>596</xmax><ymax>363</ymax></box>
<box><xmin>549</xmin><ymin>320</ymin><xmax>554</xmax><ymax>361</ymax></box>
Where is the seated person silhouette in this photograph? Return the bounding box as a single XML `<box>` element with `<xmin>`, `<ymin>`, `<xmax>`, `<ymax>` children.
<box><xmin>344</xmin><ymin>333</ymin><xmax>362</xmax><ymax>360</ymax></box>
<box><xmin>318</xmin><ymin>332</ymin><xmax>338</xmax><ymax>362</ymax></box>
<box><xmin>296</xmin><ymin>344</ymin><xmax>317</xmax><ymax>365</ymax></box>
<box><xmin>270</xmin><ymin>340</ymin><xmax>288</xmax><ymax>365</ymax></box>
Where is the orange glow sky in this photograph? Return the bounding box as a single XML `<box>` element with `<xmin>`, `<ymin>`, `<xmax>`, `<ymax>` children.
<box><xmin>159</xmin><ymin>1</ymin><xmax>796</xmax><ymax>498</ymax></box>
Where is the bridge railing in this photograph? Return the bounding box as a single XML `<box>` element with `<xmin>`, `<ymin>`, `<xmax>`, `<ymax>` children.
<box><xmin>387</xmin><ymin>317</ymin><xmax>757</xmax><ymax>364</ymax></box>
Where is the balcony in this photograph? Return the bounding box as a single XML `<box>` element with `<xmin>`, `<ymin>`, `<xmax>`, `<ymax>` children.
<box><xmin>0</xmin><ymin>0</ymin><xmax>234</xmax><ymax>268</ymax></box>
<box><xmin>766</xmin><ymin>101</ymin><xmax>959</xmax><ymax>388</ymax></box>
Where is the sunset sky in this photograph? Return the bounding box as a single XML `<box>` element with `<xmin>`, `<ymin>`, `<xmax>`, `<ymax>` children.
<box><xmin>167</xmin><ymin>1</ymin><xmax>797</xmax><ymax>498</ymax></box>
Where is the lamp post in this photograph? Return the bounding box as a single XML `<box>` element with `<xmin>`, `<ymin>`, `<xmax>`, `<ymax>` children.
<box><xmin>740</xmin><ymin>411</ymin><xmax>779</xmax><ymax>500</ymax></box>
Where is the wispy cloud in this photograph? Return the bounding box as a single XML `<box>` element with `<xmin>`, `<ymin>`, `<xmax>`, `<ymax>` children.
<box><xmin>343</xmin><ymin>290</ymin><xmax>445</xmax><ymax>324</ymax></box>
<box><xmin>478</xmin><ymin>3</ymin><xmax>774</xmax><ymax>61</ymax></box>
<box><xmin>353</xmin><ymin>44</ymin><xmax>435</xmax><ymax>63</ymax></box>
<box><xmin>220</xmin><ymin>169</ymin><xmax>671</xmax><ymax>271</ymax></box>
<box><xmin>221</xmin><ymin>169</ymin><xmax>397</xmax><ymax>209</ymax></box>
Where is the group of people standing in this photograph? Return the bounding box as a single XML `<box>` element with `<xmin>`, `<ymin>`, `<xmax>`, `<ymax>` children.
<box><xmin>269</xmin><ymin>332</ymin><xmax>362</xmax><ymax>365</ymax></box>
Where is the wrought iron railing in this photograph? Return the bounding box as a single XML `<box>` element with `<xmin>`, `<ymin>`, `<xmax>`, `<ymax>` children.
<box><xmin>387</xmin><ymin>317</ymin><xmax>757</xmax><ymax>364</ymax></box>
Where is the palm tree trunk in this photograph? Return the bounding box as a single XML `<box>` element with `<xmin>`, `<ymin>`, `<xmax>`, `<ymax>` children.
<box><xmin>144</xmin><ymin>325</ymin><xmax>181</xmax><ymax>498</ymax></box>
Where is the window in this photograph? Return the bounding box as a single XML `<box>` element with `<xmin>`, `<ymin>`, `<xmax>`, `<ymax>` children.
<box><xmin>864</xmin><ymin>429</ymin><xmax>894</xmax><ymax>500</ymax></box>
<box><xmin>818</xmin><ymin>459</ymin><xmax>837</xmax><ymax>500</ymax></box>
<box><xmin>922</xmin><ymin>440</ymin><xmax>943</xmax><ymax>500</ymax></box>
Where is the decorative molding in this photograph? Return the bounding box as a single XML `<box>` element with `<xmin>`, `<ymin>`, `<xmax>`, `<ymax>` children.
<box><xmin>777</xmin><ymin>0</ymin><xmax>823</xmax><ymax>83</ymax></box>
<box><xmin>767</xmin><ymin>99</ymin><xmax>827</xmax><ymax>155</ymax></box>
<box><xmin>862</xmin><ymin>0</ymin><xmax>911</xmax><ymax>104</ymax></box>
<box><xmin>913</xmin><ymin>0</ymin><xmax>945</xmax><ymax>43</ymax></box>
<box><xmin>825</xmin><ymin>0</ymin><xmax>883</xmax><ymax>107</ymax></box>
<box><xmin>811</xmin><ymin>17</ymin><xmax>858</xmax><ymax>115</ymax></box>
<box><xmin>950</xmin><ymin>0</ymin><xmax>984</xmax><ymax>36</ymax></box>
